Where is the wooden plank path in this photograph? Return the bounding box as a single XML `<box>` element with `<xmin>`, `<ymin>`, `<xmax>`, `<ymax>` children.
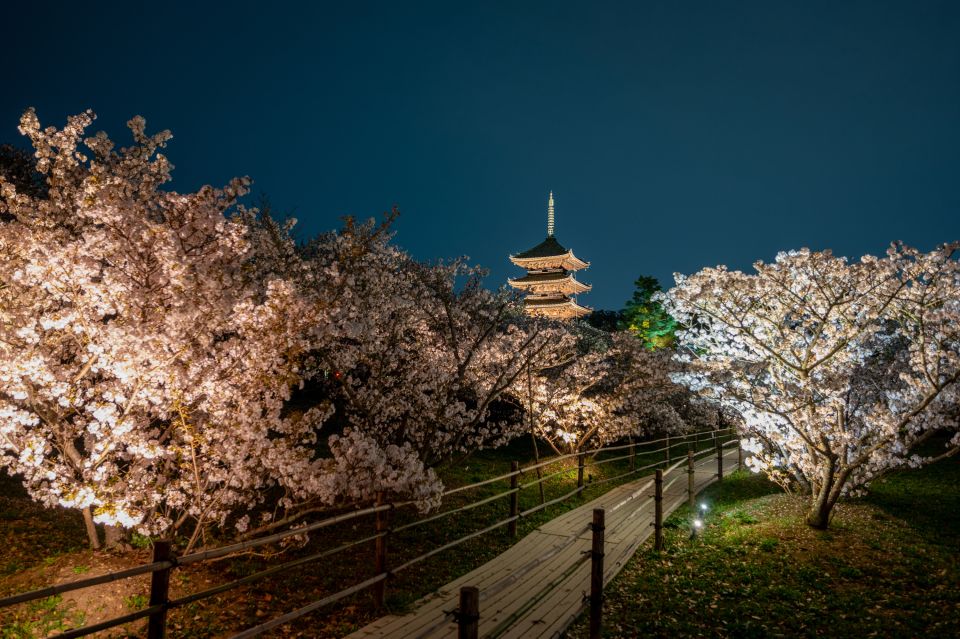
<box><xmin>348</xmin><ymin>443</ymin><xmax>741</xmax><ymax>639</ymax></box>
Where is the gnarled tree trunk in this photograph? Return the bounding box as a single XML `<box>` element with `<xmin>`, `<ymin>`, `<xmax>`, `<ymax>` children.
<box><xmin>805</xmin><ymin>458</ymin><xmax>848</xmax><ymax>529</ymax></box>
<box><xmin>81</xmin><ymin>507</ymin><xmax>101</xmax><ymax>550</ymax></box>
<box><xmin>805</xmin><ymin>490</ymin><xmax>834</xmax><ymax>529</ymax></box>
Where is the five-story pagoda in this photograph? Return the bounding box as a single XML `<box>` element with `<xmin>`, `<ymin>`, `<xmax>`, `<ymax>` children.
<box><xmin>509</xmin><ymin>192</ymin><xmax>591</xmax><ymax>319</ymax></box>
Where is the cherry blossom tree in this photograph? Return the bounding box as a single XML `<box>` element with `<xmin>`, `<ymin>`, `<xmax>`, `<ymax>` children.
<box><xmin>0</xmin><ymin>110</ymin><xmax>330</xmax><ymax>549</ymax></box>
<box><xmin>259</xmin><ymin>226</ymin><xmax>574</xmax><ymax>529</ymax></box>
<box><xmin>0</xmin><ymin>107</ymin><xmax>587</xmax><ymax>548</ymax></box>
<box><xmin>662</xmin><ymin>245</ymin><xmax>960</xmax><ymax>528</ymax></box>
<box><xmin>526</xmin><ymin>327</ymin><xmax>698</xmax><ymax>454</ymax></box>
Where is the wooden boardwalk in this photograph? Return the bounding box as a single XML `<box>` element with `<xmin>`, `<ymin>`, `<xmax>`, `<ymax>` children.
<box><xmin>348</xmin><ymin>444</ymin><xmax>741</xmax><ymax>639</ymax></box>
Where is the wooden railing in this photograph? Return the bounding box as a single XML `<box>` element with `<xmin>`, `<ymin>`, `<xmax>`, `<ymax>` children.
<box><xmin>453</xmin><ymin>434</ymin><xmax>743</xmax><ymax>639</ymax></box>
<box><xmin>0</xmin><ymin>426</ymin><xmax>739</xmax><ymax>638</ymax></box>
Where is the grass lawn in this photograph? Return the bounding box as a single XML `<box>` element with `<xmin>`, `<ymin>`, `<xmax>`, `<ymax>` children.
<box><xmin>566</xmin><ymin>450</ymin><xmax>960</xmax><ymax>638</ymax></box>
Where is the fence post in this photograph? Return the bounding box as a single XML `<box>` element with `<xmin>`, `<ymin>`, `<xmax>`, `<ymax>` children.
<box><xmin>629</xmin><ymin>440</ymin><xmax>636</xmax><ymax>473</ymax></box>
<box><xmin>509</xmin><ymin>461</ymin><xmax>519</xmax><ymax>538</ymax></box>
<box><xmin>590</xmin><ymin>508</ymin><xmax>605</xmax><ymax>639</ymax></box>
<box><xmin>716</xmin><ymin>436</ymin><xmax>723</xmax><ymax>481</ymax></box>
<box><xmin>147</xmin><ymin>541</ymin><xmax>172</xmax><ymax>639</ymax></box>
<box><xmin>654</xmin><ymin>469</ymin><xmax>664</xmax><ymax>551</ymax></box>
<box><xmin>687</xmin><ymin>450</ymin><xmax>695</xmax><ymax>510</ymax></box>
<box><xmin>458</xmin><ymin>586</ymin><xmax>479</xmax><ymax>639</ymax></box>
<box><xmin>577</xmin><ymin>452</ymin><xmax>586</xmax><ymax>491</ymax></box>
<box><xmin>737</xmin><ymin>439</ymin><xmax>743</xmax><ymax>470</ymax></box>
<box><xmin>374</xmin><ymin>492</ymin><xmax>388</xmax><ymax>608</ymax></box>
<box><xmin>665</xmin><ymin>434</ymin><xmax>671</xmax><ymax>465</ymax></box>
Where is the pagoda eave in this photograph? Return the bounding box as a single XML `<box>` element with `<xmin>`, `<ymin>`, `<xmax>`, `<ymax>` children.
<box><xmin>508</xmin><ymin>276</ymin><xmax>592</xmax><ymax>295</ymax></box>
<box><xmin>508</xmin><ymin>252</ymin><xmax>589</xmax><ymax>271</ymax></box>
<box><xmin>524</xmin><ymin>298</ymin><xmax>592</xmax><ymax>319</ymax></box>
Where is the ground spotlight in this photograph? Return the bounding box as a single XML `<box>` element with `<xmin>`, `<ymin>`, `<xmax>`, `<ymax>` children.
<box><xmin>689</xmin><ymin>517</ymin><xmax>704</xmax><ymax>539</ymax></box>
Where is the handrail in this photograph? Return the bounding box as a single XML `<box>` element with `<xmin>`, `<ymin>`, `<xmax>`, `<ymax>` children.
<box><xmin>589</xmin><ymin>458</ymin><xmax>663</xmax><ymax>489</ymax></box>
<box><xmin>516</xmin><ymin>450</ymin><xmax>585</xmax><ymax>474</ymax></box>
<box><xmin>390</xmin><ymin>515</ymin><xmax>519</xmax><ymax>575</ymax></box>
<box><xmin>590</xmin><ymin>450</ymin><xmax>645</xmax><ymax>467</ymax></box>
<box><xmin>577</xmin><ymin>426</ymin><xmax>728</xmax><ymax>456</ymax></box>
<box><xmin>519</xmin><ymin>484</ymin><xmax>585</xmax><ymax>518</ymax></box>
<box><xmin>178</xmin><ymin>503</ymin><xmax>393</xmax><ymax>565</ymax></box>
<box><xmin>692</xmin><ymin>446</ymin><xmax>718</xmax><ymax>460</ymax></box>
<box><xmin>390</xmin><ymin>487</ymin><xmax>518</xmax><ymax>535</ymax></box>
<box><xmin>1</xmin><ymin>424</ymin><xmax>742</xmax><ymax>639</ymax></box>
<box><xmin>1</xmin><ymin>428</ymin><xmax>720</xmax><ymax>608</ymax></box>
<box><xmin>518</xmin><ymin>463</ymin><xmax>580</xmax><ymax>489</ymax></box>
<box><xmin>513</xmin><ymin>426</ymin><xmax>728</xmax><ymax>476</ymax></box>
<box><xmin>589</xmin><ymin>467</ymin><xmax>642</xmax><ymax>488</ymax></box>
<box><xmin>487</xmin><ymin>437</ymin><xmax>742</xmax><ymax>637</ymax></box>
<box><xmin>442</xmin><ymin>468</ymin><xmax>521</xmax><ymax>497</ymax></box>
<box><xmin>170</xmin><ymin>530</ymin><xmax>385</xmax><ymax>609</ymax></box>
<box><xmin>229</xmin><ymin>573</ymin><xmax>387</xmax><ymax>639</ymax></box>
<box><xmin>0</xmin><ymin>560</ymin><xmax>173</xmax><ymax>608</ymax></box>
<box><xmin>55</xmin><ymin>604</ymin><xmax>165</xmax><ymax>639</ymax></box>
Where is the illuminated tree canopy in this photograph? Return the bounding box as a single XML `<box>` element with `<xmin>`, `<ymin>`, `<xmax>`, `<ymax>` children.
<box><xmin>0</xmin><ymin>110</ymin><xmax>577</xmax><ymax>548</ymax></box>
<box><xmin>662</xmin><ymin>246</ymin><xmax>960</xmax><ymax>528</ymax></box>
<box><xmin>525</xmin><ymin>324</ymin><xmax>715</xmax><ymax>455</ymax></box>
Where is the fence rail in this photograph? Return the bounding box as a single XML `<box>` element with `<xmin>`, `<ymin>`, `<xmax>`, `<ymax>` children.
<box><xmin>0</xmin><ymin>426</ymin><xmax>740</xmax><ymax>639</ymax></box>
<box><xmin>453</xmin><ymin>433</ymin><xmax>742</xmax><ymax>639</ymax></box>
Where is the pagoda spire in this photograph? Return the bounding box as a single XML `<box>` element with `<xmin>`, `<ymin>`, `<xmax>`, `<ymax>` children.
<box><xmin>547</xmin><ymin>191</ymin><xmax>555</xmax><ymax>237</ymax></box>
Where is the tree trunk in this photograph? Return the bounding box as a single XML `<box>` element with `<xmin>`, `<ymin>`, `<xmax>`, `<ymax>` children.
<box><xmin>104</xmin><ymin>524</ymin><xmax>127</xmax><ymax>549</ymax></box>
<box><xmin>805</xmin><ymin>469</ymin><xmax>843</xmax><ymax>529</ymax></box>
<box><xmin>527</xmin><ymin>364</ymin><xmax>546</xmax><ymax>505</ymax></box>
<box><xmin>82</xmin><ymin>507</ymin><xmax>102</xmax><ymax>550</ymax></box>
<box><xmin>805</xmin><ymin>496</ymin><xmax>833</xmax><ymax>529</ymax></box>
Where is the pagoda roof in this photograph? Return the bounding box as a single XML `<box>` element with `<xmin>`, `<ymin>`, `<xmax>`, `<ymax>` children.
<box><xmin>509</xmin><ymin>237</ymin><xmax>589</xmax><ymax>271</ymax></box>
<box><xmin>524</xmin><ymin>297</ymin><xmax>592</xmax><ymax>318</ymax></box>
<box><xmin>508</xmin><ymin>272</ymin><xmax>592</xmax><ymax>294</ymax></box>
<box><xmin>513</xmin><ymin>236</ymin><xmax>569</xmax><ymax>259</ymax></box>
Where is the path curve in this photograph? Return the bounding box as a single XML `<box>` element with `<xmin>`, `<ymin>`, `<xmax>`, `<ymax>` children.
<box><xmin>348</xmin><ymin>443</ymin><xmax>741</xmax><ymax>639</ymax></box>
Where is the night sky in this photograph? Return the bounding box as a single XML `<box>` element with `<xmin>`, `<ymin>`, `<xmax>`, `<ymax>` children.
<box><xmin>4</xmin><ymin>1</ymin><xmax>959</xmax><ymax>311</ymax></box>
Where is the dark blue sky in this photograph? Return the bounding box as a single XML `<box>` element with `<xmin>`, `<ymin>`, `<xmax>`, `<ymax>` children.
<box><xmin>4</xmin><ymin>1</ymin><xmax>959</xmax><ymax>310</ymax></box>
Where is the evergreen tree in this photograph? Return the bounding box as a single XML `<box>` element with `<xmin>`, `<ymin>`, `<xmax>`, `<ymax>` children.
<box><xmin>619</xmin><ymin>275</ymin><xmax>677</xmax><ymax>349</ymax></box>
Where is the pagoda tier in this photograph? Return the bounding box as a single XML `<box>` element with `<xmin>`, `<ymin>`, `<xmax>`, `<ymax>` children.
<box><xmin>507</xmin><ymin>271</ymin><xmax>592</xmax><ymax>295</ymax></box>
<box><xmin>523</xmin><ymin>296</ymin><xmax>592</xmax><ymax>319</ymax></box>
<box><xmin>508</xmin><ymin>236</ymin><xmax>589</xmax><ymax>271</ymax></box>
<box><xmin>508</xmin><ymin>192</ymin><xmax>591</xmax><ymax>320</ymax></box>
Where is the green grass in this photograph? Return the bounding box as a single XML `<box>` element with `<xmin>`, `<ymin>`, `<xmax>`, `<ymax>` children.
<box><xmin>566</xmin><ymin>452</ymin><xmax>960</xmax><ymax>639</ymax></box>
<box><xmin>124</xmin><ymin>593</ymin><xmax>148</xmax><ymax>610</ymax></box>
<box><xmin>1</xmin><ymin>595</ymin><xmax>86</xmax><ymax>639</ymax></box>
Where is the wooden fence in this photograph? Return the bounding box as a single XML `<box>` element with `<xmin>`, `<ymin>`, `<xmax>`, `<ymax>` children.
<box><xmin>448</xmin><ymin>436</ymin><xmax>740</xmax><ymax>639</ymax></box>
<box><xmin>0</xmin><ymin>427</ymin><xmax>739</xmax><ymax>638</ymax></box>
